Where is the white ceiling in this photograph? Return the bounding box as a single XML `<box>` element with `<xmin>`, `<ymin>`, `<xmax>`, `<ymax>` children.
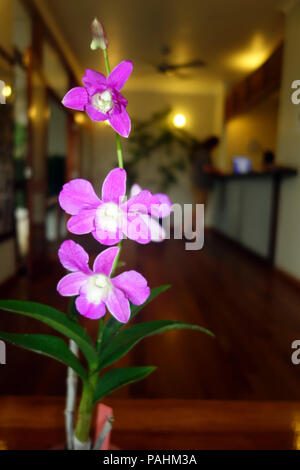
<box><xmin>40</xmin><ymin>0</ymin><xmax>285</xmax><ymax>94</ymax></box>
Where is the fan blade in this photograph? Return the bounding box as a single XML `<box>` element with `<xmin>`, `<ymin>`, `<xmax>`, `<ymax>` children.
<box><xmin>170</xmin><ymin>60</ymin><xmax>206</xmax><ymax>70</ymax></box>
<box><xmin>156</xmin><ymin>59</ymin><xmax>206</xmax><ymax>73</ymax></box>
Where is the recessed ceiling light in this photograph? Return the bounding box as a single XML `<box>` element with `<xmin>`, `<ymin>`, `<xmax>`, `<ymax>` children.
<box><xmin>173</xmin><ymin>114</ymin><xmax>186</xmax><ymax>128</ymax></box>
<box><xmin>2</xmin><ymin>85</ymin><xmax>12</xmax><ymax>98</ymax></box>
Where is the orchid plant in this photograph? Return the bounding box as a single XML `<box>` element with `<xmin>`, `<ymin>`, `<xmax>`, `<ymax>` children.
<box><xmin>0</xmin><ymin>19</ymin><xmax>213</xmax><ymax>450</ymax></box>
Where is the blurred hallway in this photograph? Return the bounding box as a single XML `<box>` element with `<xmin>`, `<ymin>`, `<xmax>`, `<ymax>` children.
<box><xmin>1</xmin><ymin>230</ymin><xmax>300</xmax><ymax>401</ymax></box>
<box><xmin>2</xmin><ymin>0</ymin><xmax>300</xmax><ymax>452</ymax></box>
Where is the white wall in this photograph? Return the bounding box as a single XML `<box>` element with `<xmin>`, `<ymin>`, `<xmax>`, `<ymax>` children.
<box><xmin>91</xmin><ymin>88</ymin><xmax>224</xmax><ymax>205</ymax></box>
<box><xmin>275</xmin><ymin>0</ymin><xmax>300</xmax><ymax>279</ymax></box>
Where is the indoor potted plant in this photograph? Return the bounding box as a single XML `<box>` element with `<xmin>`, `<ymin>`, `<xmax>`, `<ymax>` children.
<box><xmin>0</xmin><ymin>18</ymin><xmax>213</xmax><ymax>450</ymax></box>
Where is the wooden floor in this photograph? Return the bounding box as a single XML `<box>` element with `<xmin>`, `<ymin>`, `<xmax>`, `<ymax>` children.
<box><xmin>1</xmin><ymin>230</ymin><xmax>300</xmax><ymax>400</ymax></box>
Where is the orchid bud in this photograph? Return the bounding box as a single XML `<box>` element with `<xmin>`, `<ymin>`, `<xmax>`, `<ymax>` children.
<box><xmin>90</xmin><ymin>17</ymin><xmax>108</xmax><ymax>51</ymax></box>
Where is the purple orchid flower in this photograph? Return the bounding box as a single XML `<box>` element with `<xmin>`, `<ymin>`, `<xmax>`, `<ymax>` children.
<box><xmin>130</xmin><ymin>184</ymin><xmax>172</xmax><ymax>218</ymax></box>
<box><xmin>62</xmin><ymin>61</ymin><xmax>133</xmax><ymax>138</ymax></box>
<box><xmin>129</xmin><ymin>184</ymin><xmax>172</xmax><ymax>242</ymax></box>
<box><xmin>59</xmin><ymin>168</ymin><xmax>172</xmax><ymax>245</ymax></box>
<box><xmin>57</xmin><ymin>240</ymin><xmax>150</xmax><ymax>322</ymax></box>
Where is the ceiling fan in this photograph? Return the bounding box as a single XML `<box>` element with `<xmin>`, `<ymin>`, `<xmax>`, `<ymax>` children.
<box><xmin>155</xmin><ymin>45</ymin><xmax>206</xmax><ymax>75</ymax></box>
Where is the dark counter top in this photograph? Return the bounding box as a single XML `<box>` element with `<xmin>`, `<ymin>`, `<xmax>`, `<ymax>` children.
<box><xmin>1</xmin><ymin>396</ymin><xmax>300</xmax><ymax>449</ymax></box>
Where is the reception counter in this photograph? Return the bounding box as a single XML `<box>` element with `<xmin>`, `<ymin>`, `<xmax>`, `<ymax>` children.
<box><xmin>209</xmin><ymin>167</ymin><xmax>297</xmax><ymax>264</ymax></box>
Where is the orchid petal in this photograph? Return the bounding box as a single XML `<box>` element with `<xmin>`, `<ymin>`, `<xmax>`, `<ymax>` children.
<box><xmin>67</xmin><ymin>209</ymin><xmax>96</xmax><ymax>235</ymax></box>
<box><xmin>130</xmin><ymin>184</ymin><xmax>142</xmax><ymax>198</ymax></box>
<box><xmin>125</xmin><ymin>190</ymin><xmax>153</xmax><ymax>215</ymax></box>
<box><xmin>82</xmin><ymin>69</ymin><xmax>107</xmax><ymax>95</ymax></box>
<box><xmin>112</xmin><ymin>271</ymin><xmax>150</xmax><ymax>306</ymax></box>
<box><xmin>106</xmin><ymin>287</ymin><xmax>130</xmax><ymax>323</ymax></box>
<box><xmin>139</xmin><ymin>214</ymin><xmax>166</xmax><ymax>242</ymax></box>
<box><xmin>108</xmin><ymin>106</ymin><xmax>131</xmax><ymax>138</ymax></box>
<box><xmin>101</xmin><ymin>168</ymin><xmax>126</xmax><ymax>203</ymax></box>
<box><xmin>85</xmin><ymin>103</ymin><xmax>107</xmax><ymax>122</ymax></box>
<box><xmin>57</xmin><ymin>272</ymin><xmax>88</xmax><ymax>296</ymax></box>
<box><xmin>151</xmin><ymin>193</ymin><xmax>172</xmax><ymax>218</ymax></box>
<box><xmin>93</xmin><ymin>247</ymin><xmax>120</xmax><ymax>276</ymax></box>
<box><xmin>58</xmin><ymin>240</ymin><xmax>90</xmax><ymax>274</ymax></box>
<box><xmin>107</xmin><ymin>61</ymin><xmax>133</xmax><ymax>91</ymax></box>
<box><xmin>93</xmin><ymin>226</ymin><xmax>123</xmax><ymax>246</ymax></box>
<box><xmin>123</xmin><ymin>213</ymin><xmax>151</xmax><ymax>244</ymax></box>
<box><xmin>129</xmin><ymin>185</ymin><xmax>172</xmax><ymax>218</ymax></box>
<box><xmin>75</xmin><ymin>294</ymin><xmax>106</xmax><ymax>320</ymax></box>
<box><xmin>62</xmin><ymin>87</ymin><xmax>88</xmax><ymax>111</ymax></box>
<box><xmin>59</xmin><ymin>179</ymin><xmax>101</xmax><ymax>216</ymax></box>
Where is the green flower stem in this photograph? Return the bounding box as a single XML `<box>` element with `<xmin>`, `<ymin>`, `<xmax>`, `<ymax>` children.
<box><xmin>103</xmin><ymin>48</ymin><xmax>124</xmax><ymax>170</ymax></box>
<box><xmin>103</xmin><ymin>47</ymin><xmax>124</xmax><ymax>272</ymax></box>
<box><xmin>74</xmin><ymin>318</ymin><xmax>103</xmax><ymax>444</ymax></box>
<box><xmin>112</xmin><ymin>242</ymin><xmax>122</xmax><ymax>275</ymax></box>
<box><xmin>96</xmin><ymin>317</ymin><xmax>104</xmax><ymax>353</ymax></box>
<box><xmin>103</xmin><ymin>48</ymin><xmax>111</xmax><ymax>75</ymax></box>
<box><xmin>116</xmin><ymin>133</ymin><xmax>124</xmax><ymax>169</ymax></box>
<box><xmin>74</xmin><ymin>373</ymin><xmax>98</xmax><ymax>444</ymax></box>
<box><xmin>74</xmin><ymin>41</ymin><xmax>131</xmax><ymax>446</ymax></box>
<box><xmin>74</xmin><ymin>45</ymin><xmax>129</xmax><ymax>444</ymax></box>
<box><xmin>74</xmin><ymin>298</ymin><xmax>105</xmax><ymax>444</ymax></box>
<box><xmin>103</xmin><ymin>46</ymin><xmax>124</xmax><ymax>296</ymax></box>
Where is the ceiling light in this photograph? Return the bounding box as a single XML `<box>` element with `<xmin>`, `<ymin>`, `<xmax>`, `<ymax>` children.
<box><xmin>173</xmin><ymin>114</ymin><xmax>186</xmax><ymax>128</ymax></box>
<box><xmin>2</xmin><ymin>85</ymin><xmax>12</xmax><ymax>98</ymax></box>
<box><xmin>229</xmin><ymin>34</ymin><xmax>269</xmax><ymax>72</ymax></box>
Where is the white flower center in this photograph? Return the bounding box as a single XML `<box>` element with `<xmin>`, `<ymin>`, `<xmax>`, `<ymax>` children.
<box><xmin>97</xmin><ymin>202</ymin><xmax>122</xmax><ymax>232</ymax></box>
<box><xmin>86</xmin><ymin>274</ymin><xmax>112</xmax><ymax>304</ymax></box>
<box><xmin>92</xmin><ymin>90</ymin><xmax>113</xmax><ymax>113</ymax></box>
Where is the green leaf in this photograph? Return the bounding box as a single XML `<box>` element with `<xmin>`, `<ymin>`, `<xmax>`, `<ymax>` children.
<box><xmin>0</xmin><ymin>331</ymin><xmax>87</xmax><ymax>380</ymax></box>
<box><xmin>130</xmin><ymin>285</ymin><xmax>171</xmax><ymax>319</ymax></box>
<box><xmin>0</xmin><ymin>300</ymin><xmax>98</xmax><ymax>369</ymax></box>
<box><xmin>93</xmin><ymin>366</ymin><xmax>156</xmax><ymax>404</ymax></box>
<box><xmin>102</xmin><ymin>285</ymin><xmax>171</xmax><ymax>347</ymax></box>
<box><xmin>98</xmin><ymin>320</ymin><xmax>214</xmax><ymax>371</ymax></box>
<box><xmin>67</xmin><ymin>297</ymin><xmax>79</xmax><ymax>322</ymax></box>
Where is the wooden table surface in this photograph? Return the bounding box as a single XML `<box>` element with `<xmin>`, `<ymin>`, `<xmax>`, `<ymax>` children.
<box><xmin>1</xmin><ymin>396</ymin><xmax>300</xmax><ymax>450</ymax></box>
